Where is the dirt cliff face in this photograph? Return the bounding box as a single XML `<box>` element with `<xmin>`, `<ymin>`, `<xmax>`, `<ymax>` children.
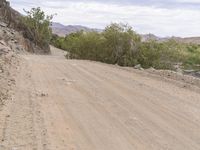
<box><xmin>0</xmin><ymin>0</ymin><xmax>50</xmax><ymax>54</ymax></box>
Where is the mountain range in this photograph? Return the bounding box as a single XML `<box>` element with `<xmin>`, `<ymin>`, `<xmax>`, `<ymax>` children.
<box><xmin>51</xmin><ymin>22</ymin><xmax>102</xmax><ymax>37</ymax></box>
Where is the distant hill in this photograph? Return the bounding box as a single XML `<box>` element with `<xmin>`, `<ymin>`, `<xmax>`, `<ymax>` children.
<box><xmin>171</xmin><ymin>37</ymin><xmax>200</xmax><ymax>45</ymax></box>
<box><xmin>141</xmin><ymin>34</ymin><xmax>165</xmax><ymax>42</ymax></box>
<box><xmin>51</xmin><ymin>22</ymin><xmax>102</xmax><ymax>37</ymax></box>
<box><xmin>141</xmin><ymin>34</ymin><xmax>200</xmax><ymax>44</ymax></box>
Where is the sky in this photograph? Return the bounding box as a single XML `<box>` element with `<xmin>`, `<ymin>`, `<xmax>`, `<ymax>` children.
<box><xmin>9</xmin><ymin>0</ymin><xmax>200</xmax><ymax>37</ymax></box>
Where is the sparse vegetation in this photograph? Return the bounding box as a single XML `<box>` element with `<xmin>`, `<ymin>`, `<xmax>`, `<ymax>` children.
<box><xmin>51</xmin><ymin>23</ymin><xmax>200</xmax><ymax>71</ymax></box>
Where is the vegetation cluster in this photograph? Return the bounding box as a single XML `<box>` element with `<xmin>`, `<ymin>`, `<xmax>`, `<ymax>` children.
<box><xmin>51</xmin><ymin>23</ymin><xmax>200</xmax><ymax>71</ymax></box>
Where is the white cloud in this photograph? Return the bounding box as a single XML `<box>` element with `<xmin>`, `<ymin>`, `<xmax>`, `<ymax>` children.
<box><xmin>175</xmin><ymin>0</ymin><xmax>200</xmax><ymax>3</ymax></box>
<box><xmin>9</xmin><ymin>0</ymin><xmax>200</xmax><ymax>37</ymax></box>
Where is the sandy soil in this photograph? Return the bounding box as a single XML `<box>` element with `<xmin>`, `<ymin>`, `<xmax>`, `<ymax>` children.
<box><xmin>49</xmin><ymin>46</ymin><xmax>68</xmax><ymax>58</ymax></box>
<box><xmin>1</xmin><ymin>47</ymin><xmax>200</xmax><ymax>150</ymax></box>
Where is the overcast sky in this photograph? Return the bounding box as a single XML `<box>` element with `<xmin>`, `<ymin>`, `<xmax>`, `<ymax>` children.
<box><xmin>9</xmin><ymin>0</ymin><xmax>200</xmax><ymax>37</ymax></box>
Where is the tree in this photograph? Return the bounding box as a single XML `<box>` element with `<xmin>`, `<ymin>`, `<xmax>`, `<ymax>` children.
<box><xmin>22</xmin><ymin>7</ymin><xmax>53</xmax><ymax>50</ymax></box>
<box><xmin>103</xmin><ymin>23</ymin><xmax>141</xmax><ymax>65</ymax></box>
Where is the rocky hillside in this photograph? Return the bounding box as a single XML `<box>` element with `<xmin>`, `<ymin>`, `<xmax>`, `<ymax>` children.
<box><xmin>0</xmin><ymin>0</ymin><xmax>50</xmax><ymax>53</ymax></box>
<box><xmin>0</xmin><ymin>21</ymin><xmax>23</xmax><ymax>109</ymax></box>
<box><xmin>0</xmin><ymin>0</ymin><xmax>51</xmax><ymax>109</ymax></box>
<box><xmin>141</xmin><ymin>34</ymin><xmax>161</xmax><ymax>42</ymax></box>
<box><xmin>51</xmin><ymin>22</ymin><xmax>102</xmax><ymax>37</ymax></box>
<box><xmin>0</xmin><ymin>0</ymin><xmax>20</xmax><ymax>28</ymax></box>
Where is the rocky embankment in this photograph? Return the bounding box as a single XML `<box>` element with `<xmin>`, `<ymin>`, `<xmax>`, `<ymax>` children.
<box><xmin>0</xmin><ymin>0</ymin><xmax>50</xmax><ymax>54</ymax></box>
<box><xmin>0</xmin><ymin>21</ymin><xmax>27</xmax><ymax>109</ymax></box>
<box><xmin>0</xmin><ymin>0</ymin><xmax>51</xmax><ymax>108</ymax></box>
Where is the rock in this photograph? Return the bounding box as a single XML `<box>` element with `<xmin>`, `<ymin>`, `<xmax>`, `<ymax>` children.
<box><xmin>16</xmin><ymin>46</ymin><xmax>20</xmax><ymax>51</ymax></box>
<box><xmin>41</xmin><ymin>93</ymin><xmax>47</xmax><ymax>97</ymax></box>
<box><xmin>3</xmin><ymin>30</ymin><xmax>7</xmax><ymax>34</ymax></box>
<box><xmin>150</xmin><ymin>67</ymin><xmax>155</xmax><ymax>70</ymax></box>
<box><xmin>0</xmin><ymin>47</ymin><xmax>11</xmax><ymax>54</ymax></box>
<box><xmin>0</xmin><ymin>22</ymin><xmax>7</xmax><ymax>27</ymax></box>
<box><xmin>134</xmin><ymin>64</ymin><xmax>142</xmax><ymax>69</ymax></box>
<box><xmin>184</xmin><ymin>70</ymin><xmax>195</xmax><ymax>74</ymax></box>
<box><xmin>35</xmin><ymin>91</ymin><xmax>48</xmax><ymax>97</ymax></box>
<box><xmin>0</xmin><ymin>40</ymin><xmax>6</xmax><ymax>46</ymax></box>
<box><xmin>148</xmin><ymin>67</ymin><xmax>156</xmax><ymax>72</ymax></box>
<box><xmin>195</xmin><ymin>72</ymin><xmax>200</xmax><ymax>78</ymax></box>
<box><xmin>195</xmin><ymin>64</ymin><xmax>200</xmax><ymax>67</ymax></box>
<box><xmin>139</xmin><ymin>68</ymin><xmax>144</xmax><ymax>71</ymax></box>
<box><xmin>0</xmin><ymin>69</ymin><xmax>3</xmax><ymax>73</ymax></box>
<box><xmin>176</xmin><ymin>68</ymin><xmax>183</xmax><ymax>74</ymax></box>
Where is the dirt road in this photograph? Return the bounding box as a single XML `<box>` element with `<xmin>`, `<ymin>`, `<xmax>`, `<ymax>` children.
<box><xmin>1</xmin><ymin>48</ymin><xmax>200</xmax><ymax>150</ymax></box>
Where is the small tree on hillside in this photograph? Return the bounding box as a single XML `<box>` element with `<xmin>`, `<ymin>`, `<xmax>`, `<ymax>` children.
<box><xmin>22</xmin><ymin>7</ymin><xmax>54</xmax><ymax>49</ymax></box>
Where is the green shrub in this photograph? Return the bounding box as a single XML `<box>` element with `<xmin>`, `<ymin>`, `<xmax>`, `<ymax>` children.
<box><xmin>55</xmin><ymin>23</ymin><xmax>141</xmax><ymax>66</ymax></box>
<box><xmin>22</xmin><ymin>7</ymin><xmax>53</xmax><ymax>50</ymax></box>
<box><xmin>51</xmin><ymin>23</ymin><xmax>200</xmax><ymax>71</ymax></box>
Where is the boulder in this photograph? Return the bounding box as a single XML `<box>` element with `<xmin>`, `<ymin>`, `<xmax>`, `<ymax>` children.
<box><xmin>134</xmin><ymin>64</ymin><xmax>142</xmax><ymax>69</ymax></box>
